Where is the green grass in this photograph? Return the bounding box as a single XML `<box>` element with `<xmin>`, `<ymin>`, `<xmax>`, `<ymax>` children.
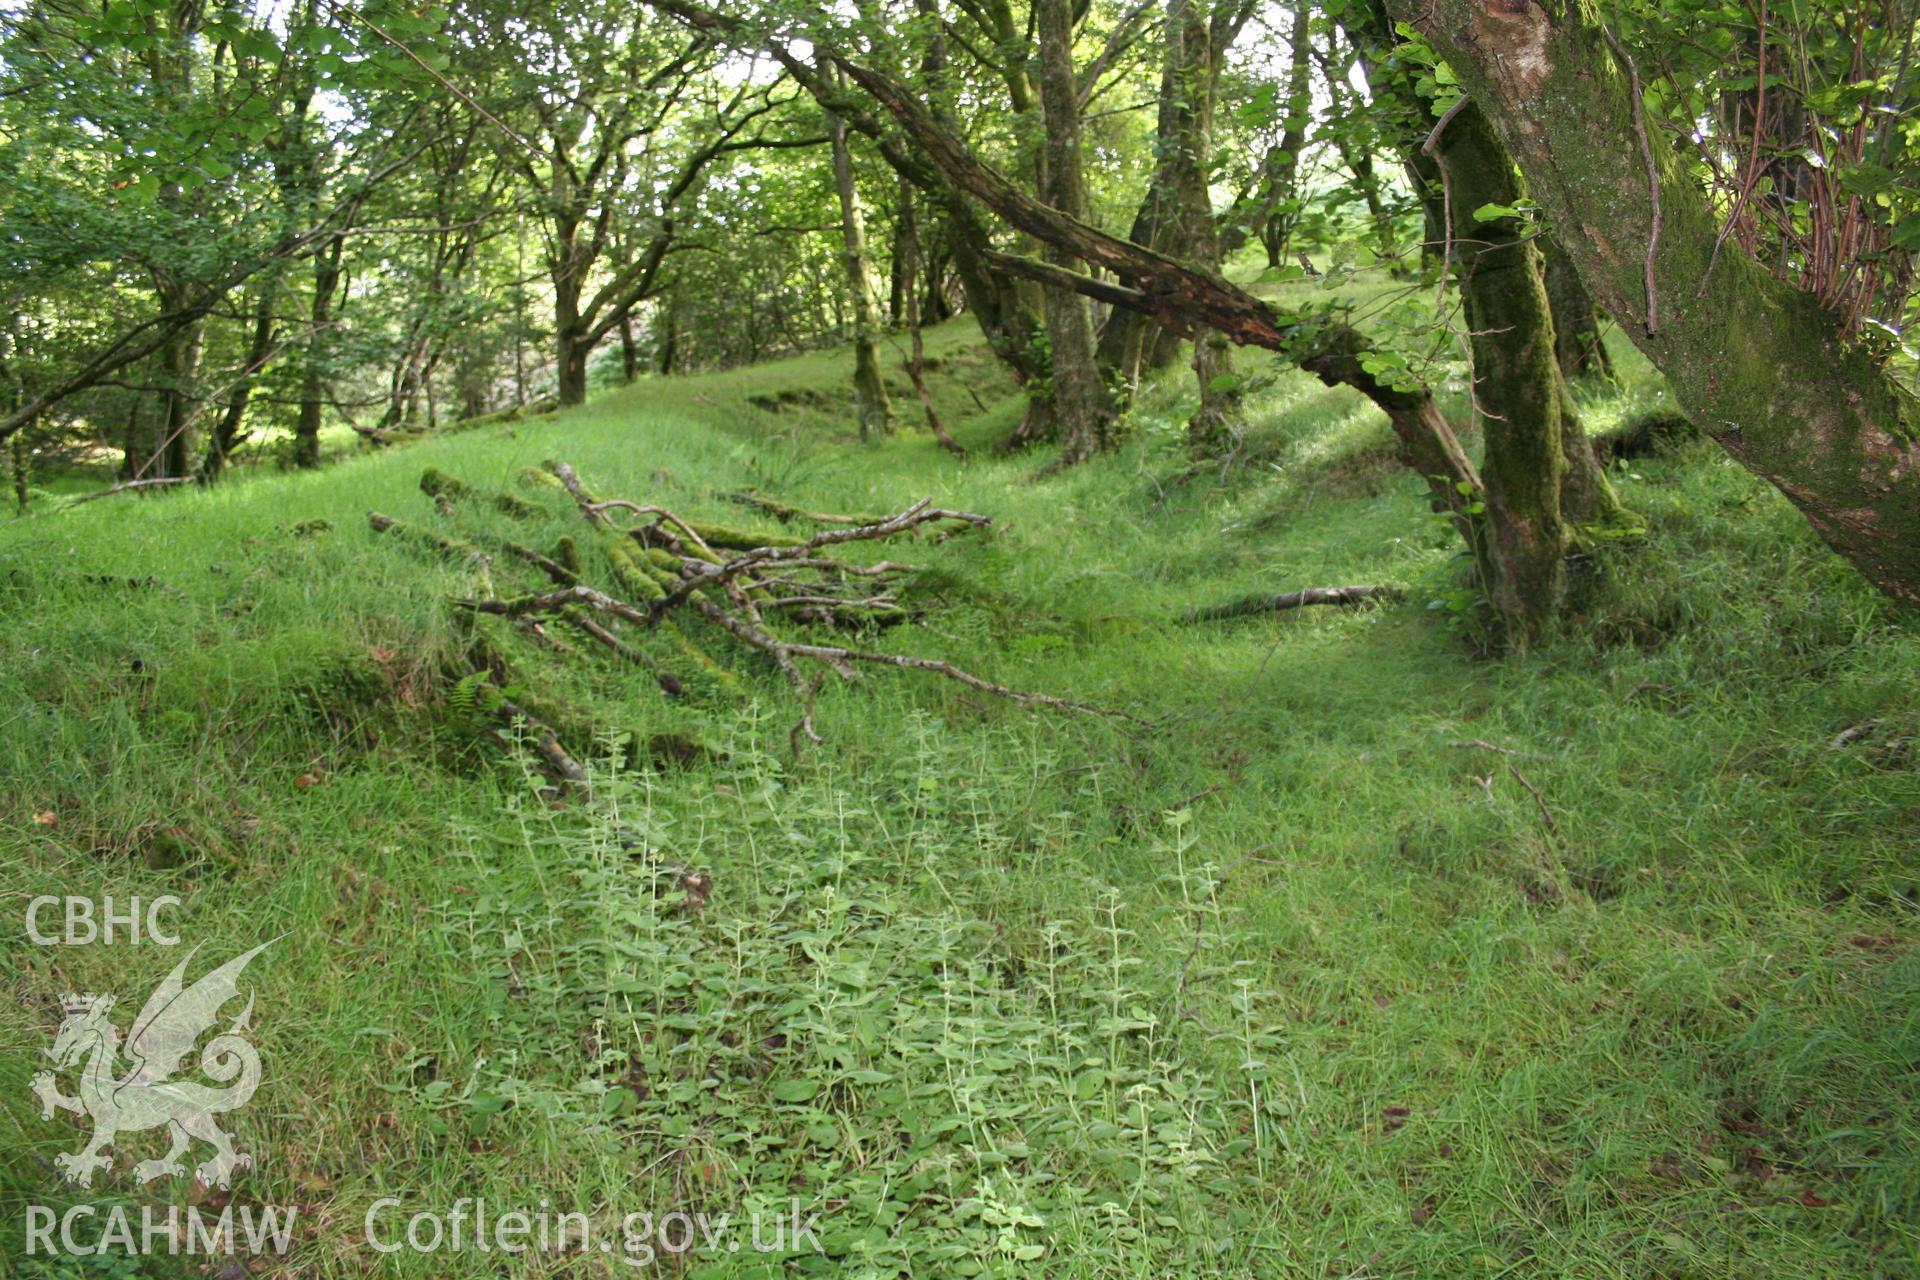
<box><xmin>2</xmin><ymin>318</ymin><xmax>1917</xmax><ymax>1278</ymax></box>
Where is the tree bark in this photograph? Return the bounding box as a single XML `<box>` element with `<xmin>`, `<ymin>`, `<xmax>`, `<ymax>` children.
<box><xmin>153</xmin><ymin>297</ymin><xmax>204</xmax><ymax>480</ymax></box>
<box><xmin>896</xmin><ymin>176</ymin><xmax>965</xmax><ymax>456</ymax></box>
<box><xmin>10</xmin><ymin>420</ymin><xmax>29</xmax><ymax>514</ymax></box>
<box><xmin>1392</xmin><ymin>0</ymin><xmax>1920</xmax><ymax>605</ymax></box>
<box><xmin>619</xmin><ymin>315</ymin><xmax>640</xmax><ymax>384</ymax></box>
<box><xmin>825</xmin><ymin>77</ymin><xmax>894</xmax><ymax>439</ymax></box>
<box><xmin>1542</xmin><ymin>236</ymin><xmax>1613</xmax><ymax>382</ymax></box>
<box><xmin>1034</xmin><ymin>0</ymin><xmax>1117</xmax><ymax>464</ymax></box>
<box><xmin>294</xmin><ymin>234</ymin><xmax>342</xmax><ymax>469</ymax></box>
<box><xmin>1234</xmin><ymin>0</ymin><xmax>1313</xmax><ymax>266</ymax></box>
<box><xmin>553</xmin><ymin>234</ymin><xmax>591</xmax><ymax>408</ymax></box>
<box><xmin>1160</xmin><ymin>0</ymin><xmax>1245</xmax><ymax>453</ymax></box>
<box><xmin>202</xmin><ymin>282</ymin><xmax>277</xmax><ymax>481</ymax></box>
<box><xmin>1433</xmin><ymin>102</ymin><xmax>1571</xmax><ymax>638</ymax></box>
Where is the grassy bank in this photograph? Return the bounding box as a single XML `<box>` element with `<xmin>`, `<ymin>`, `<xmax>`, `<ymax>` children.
<box><xmin>3</xmin><ymin>319</ymin><xmax>1917</xmax><ymax>1278</ymax></box>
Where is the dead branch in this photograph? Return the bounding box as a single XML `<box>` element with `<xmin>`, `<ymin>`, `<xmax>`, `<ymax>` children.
<box><xmin>65</xmin><ymin>476</ymin><xmax>191</xmax><ymax>507</ymax></box>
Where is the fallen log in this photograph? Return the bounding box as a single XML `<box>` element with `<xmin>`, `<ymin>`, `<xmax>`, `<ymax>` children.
<box><xmin>1181</xmin><ymin>585</ymin><xmax>1402</xmax><ymax>623</ymax></box>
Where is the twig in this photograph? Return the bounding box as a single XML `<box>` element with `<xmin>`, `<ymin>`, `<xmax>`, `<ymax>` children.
<box><xmin>725</xmin><ymin>491</ymin><xmax>886</xmax><ymax>526</ymax></box>
<box><xmin>1604</xmin><ymin>25</ymin><xmax>1662</xmax><ymax>333</ymax></box>
<box><xmin>1506</xmin><ymin>763</ymin><xmax>1559</xmax><ymax>839</ymax></box>
<box><xmin>545</xmin><ymin>459</ymin><xmax>611</xmax><ymax>527</ymax></box>
<box><xmin>1447</xmin><ymin>738</ymin><xmax>1518</xmax><ymax>755</ymax></box>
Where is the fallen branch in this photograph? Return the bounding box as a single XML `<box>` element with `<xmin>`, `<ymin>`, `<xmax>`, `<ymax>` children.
<box><xmin>724</xmin><ymin>491</ymin><xmax>888</xmax><ymax>526</ymax></box>
<box><xmin>1180</xmin><ymin>585</ymin><xmax>1401</xmax><ymax>623</ymax></box>
<box><xmin>1506</xmin><ymin>762</ymin><xmax>1559</xmax><ymax>841</ymax></box>
<box><xmin>65</xmin><ymin>476</ymin><xmax>191</xmax><ymax>507</ymax></box>
<box><xmin>494</xmin><ymin>696</ymin><xmax>592</xmax><ymax>793</ymax></box>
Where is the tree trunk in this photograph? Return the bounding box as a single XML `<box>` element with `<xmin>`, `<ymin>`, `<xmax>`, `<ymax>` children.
<box><xmin>1034</xmin><ymin>0</ymin><xmax>1116</xmax><ymax>464</ymax></box>
<box><xmin>655</xmin><ymin>294</ymin><xmax>679</xmax><ymax>375</ymax></box>
<box><xmin>619</xmin><ymin>315</ymin><xmax>640</xmax><ymax>384</ymax></box>
<box><xmin>825</xmin><ymin>81</ymin><xmax>894</xmax><ymax>440</ymax></box>
<box><xmin>896</xmin><ymin>175</ymin><xmax>966</xmax><ymax>456</ymax></box>
<box><xmin>1541</xmin><ymin>236</ymin><xmax>1613</xmax><ymax>382</ymax></box>
<box><xmin>1435</xmin><ymin>103</ymin><xmax>1570</xmax><ymax>640</ymax></box>
<box><xmin>153</xmin><ymin>299</ymin><xmax>204</xmax><ymax>481</ymax></box>
<box><xmin>556</xmin><ymin>332</ymin><xmax>589</xmax><ymax>408</ymax></box>
<box><xmin>551</xmin><ymin>196</ymin><xmax>592</xmax><ymax>408</ymax></box>
<box><xmin>293</xmin><ymin>236</ymin><xmax>341</xmax><ymax>470</ymax></box>
<box><xmin>203</xmin><ymin>282</ymin><xmax>277</xmax><ymax>481</ymax></box>
<box><xmin>1395</xmin><ymin>0</ymin><xmax>1920</xmax><ymax>605</ymax></box>
<box><xmin>1232</xmin><ymin>0</ymin><xmax>1313</xmax><ymax>266</ymax></box>
<box><xmin>11</xmin><ymin>420</ymin><xmax>29</xmax><ymax>514</ymax></box>
<box><xmin>1159</xmin><ymin>0</ymin><xmax>1243</xmax><ymax>454</ymax></box>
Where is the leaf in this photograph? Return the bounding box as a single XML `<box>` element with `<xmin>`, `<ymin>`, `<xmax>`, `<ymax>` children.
<box><xmin>770</xmin><ymin>1079</ymin><xmax>821</xmax><ymax>1103</ymax></box>
<box><xmin>1472</xmin><ymin>202</ymin><xmax>1519</xmax><ymax>222</ymax></box>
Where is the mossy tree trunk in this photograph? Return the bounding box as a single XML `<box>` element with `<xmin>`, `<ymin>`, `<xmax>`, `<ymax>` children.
<box><xmin>1436</xmin><ymin>103</ymin><xmax>1570</xmax><ymax>638</ymax></box>
<box><xmin>1394</xmin><ymin>0</ymin><xmax>1920</xmax><ymax>605</ymax></box>
<box><xmin>1159</xmin><ymin>0</ymin><xmax>1249</xmax><ymax>454</ymax></box>
<box><xmin>825</xmin><ymin>81</ymin><xmax>894</xmax><ymax>440</ymax></box>
<box><xmin>1347</xmin><ymin>0</ymin><xmax>1630</xmax><ymax>634</ymax></box>
<box><xmin>1034</xmin><ymin>0</ymin><xmax>1117</xmax><ymax>465</ymax></box>
<box><xmin>1542</xmin><ymin>237</ymin><xmax>1613</xmax><ymax>382</ymax></box>
<box><xmin>1435</xmin><ymin>102</ymin><xmax>1630</xmax><ymax>639</ymax></box>
<box><xmin>153</xmin><ymin>301</ymin><xmax>204</xmax><ymax>481</ymax></box>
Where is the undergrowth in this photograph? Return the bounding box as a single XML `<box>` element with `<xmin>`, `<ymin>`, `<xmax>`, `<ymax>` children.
<box><xmin>2</xmin><ymin>319</ymin><xmax>1917</xmax><ymax>1278</ymax></box>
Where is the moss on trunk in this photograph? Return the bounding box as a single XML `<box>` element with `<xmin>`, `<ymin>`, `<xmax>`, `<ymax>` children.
<box><xmin>1397</xmin><ymin>0</ymin><xmax>1920</xmax><ymax>604</ymax></box>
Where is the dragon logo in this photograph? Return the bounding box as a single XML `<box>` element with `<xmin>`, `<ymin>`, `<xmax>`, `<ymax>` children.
<box><xmin>32</xmin><ymin>940</ymin><xmax>275</xmax><ymax>1189</ymax></box>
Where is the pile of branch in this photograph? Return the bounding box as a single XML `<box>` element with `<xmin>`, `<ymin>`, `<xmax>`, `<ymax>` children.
<box><xmin>371</xmin><ymin>459</ymin><xmax>1109</xmax><ymax>767</ymax></box>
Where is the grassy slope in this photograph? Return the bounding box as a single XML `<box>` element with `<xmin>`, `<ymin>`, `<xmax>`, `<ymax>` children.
<box><xmin>2</xmin><ymin>317</ymin><xmax>1918</xmax><ymax>1278</ymax></box>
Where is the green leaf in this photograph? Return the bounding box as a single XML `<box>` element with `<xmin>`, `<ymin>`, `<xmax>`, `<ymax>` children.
<box><xmin>770</xmin><ymin>1078</ymin><xmax>821</xmax><ymax>1103</ymax></box>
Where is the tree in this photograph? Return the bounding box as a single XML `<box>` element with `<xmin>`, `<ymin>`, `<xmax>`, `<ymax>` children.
<box><xmin>1391</xmin><ymin>0</ymin><xmax>1920</xmax><ymax>604</ymax></box>
<box><xmin>1033</xmin><ymin>0</ymin><xmax>1118</xmax><ymax>464</ymax></box>
<box><xmin>822</xmin><ymin>62</ymin><xmax>895</xmax><ymax>439</ymax></box>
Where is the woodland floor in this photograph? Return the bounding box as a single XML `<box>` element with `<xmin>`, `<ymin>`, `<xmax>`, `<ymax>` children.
<box><xmin>3</xmin><ymin>315</ymin><xmax>1918</xmax><ymax>1278</ymax></box>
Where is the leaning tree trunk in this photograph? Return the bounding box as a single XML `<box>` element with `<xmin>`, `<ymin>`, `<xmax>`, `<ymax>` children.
<box><xmin>203</xmin><ymin>280</ymin><xmax>277</xmax><ymax>481</ymax></box>
<box><xmin>1034</xmin><ymin>0</ymin><xmax>1117</xmax><ymax>465</ymax></box>
<box><xmin>1542</xmin><ymin>236</ymin><xmax>1613</xmax><ymax>382</ymax></box>
<box><xmin>1394</xmin><ymin>0</ymin><xmax>1920</xmax><ymax>605</ymax></box>
<box><xmin>825</xmin><ymin>82</ymin><xmax>894</xmax><ymax>440</ymax></box>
